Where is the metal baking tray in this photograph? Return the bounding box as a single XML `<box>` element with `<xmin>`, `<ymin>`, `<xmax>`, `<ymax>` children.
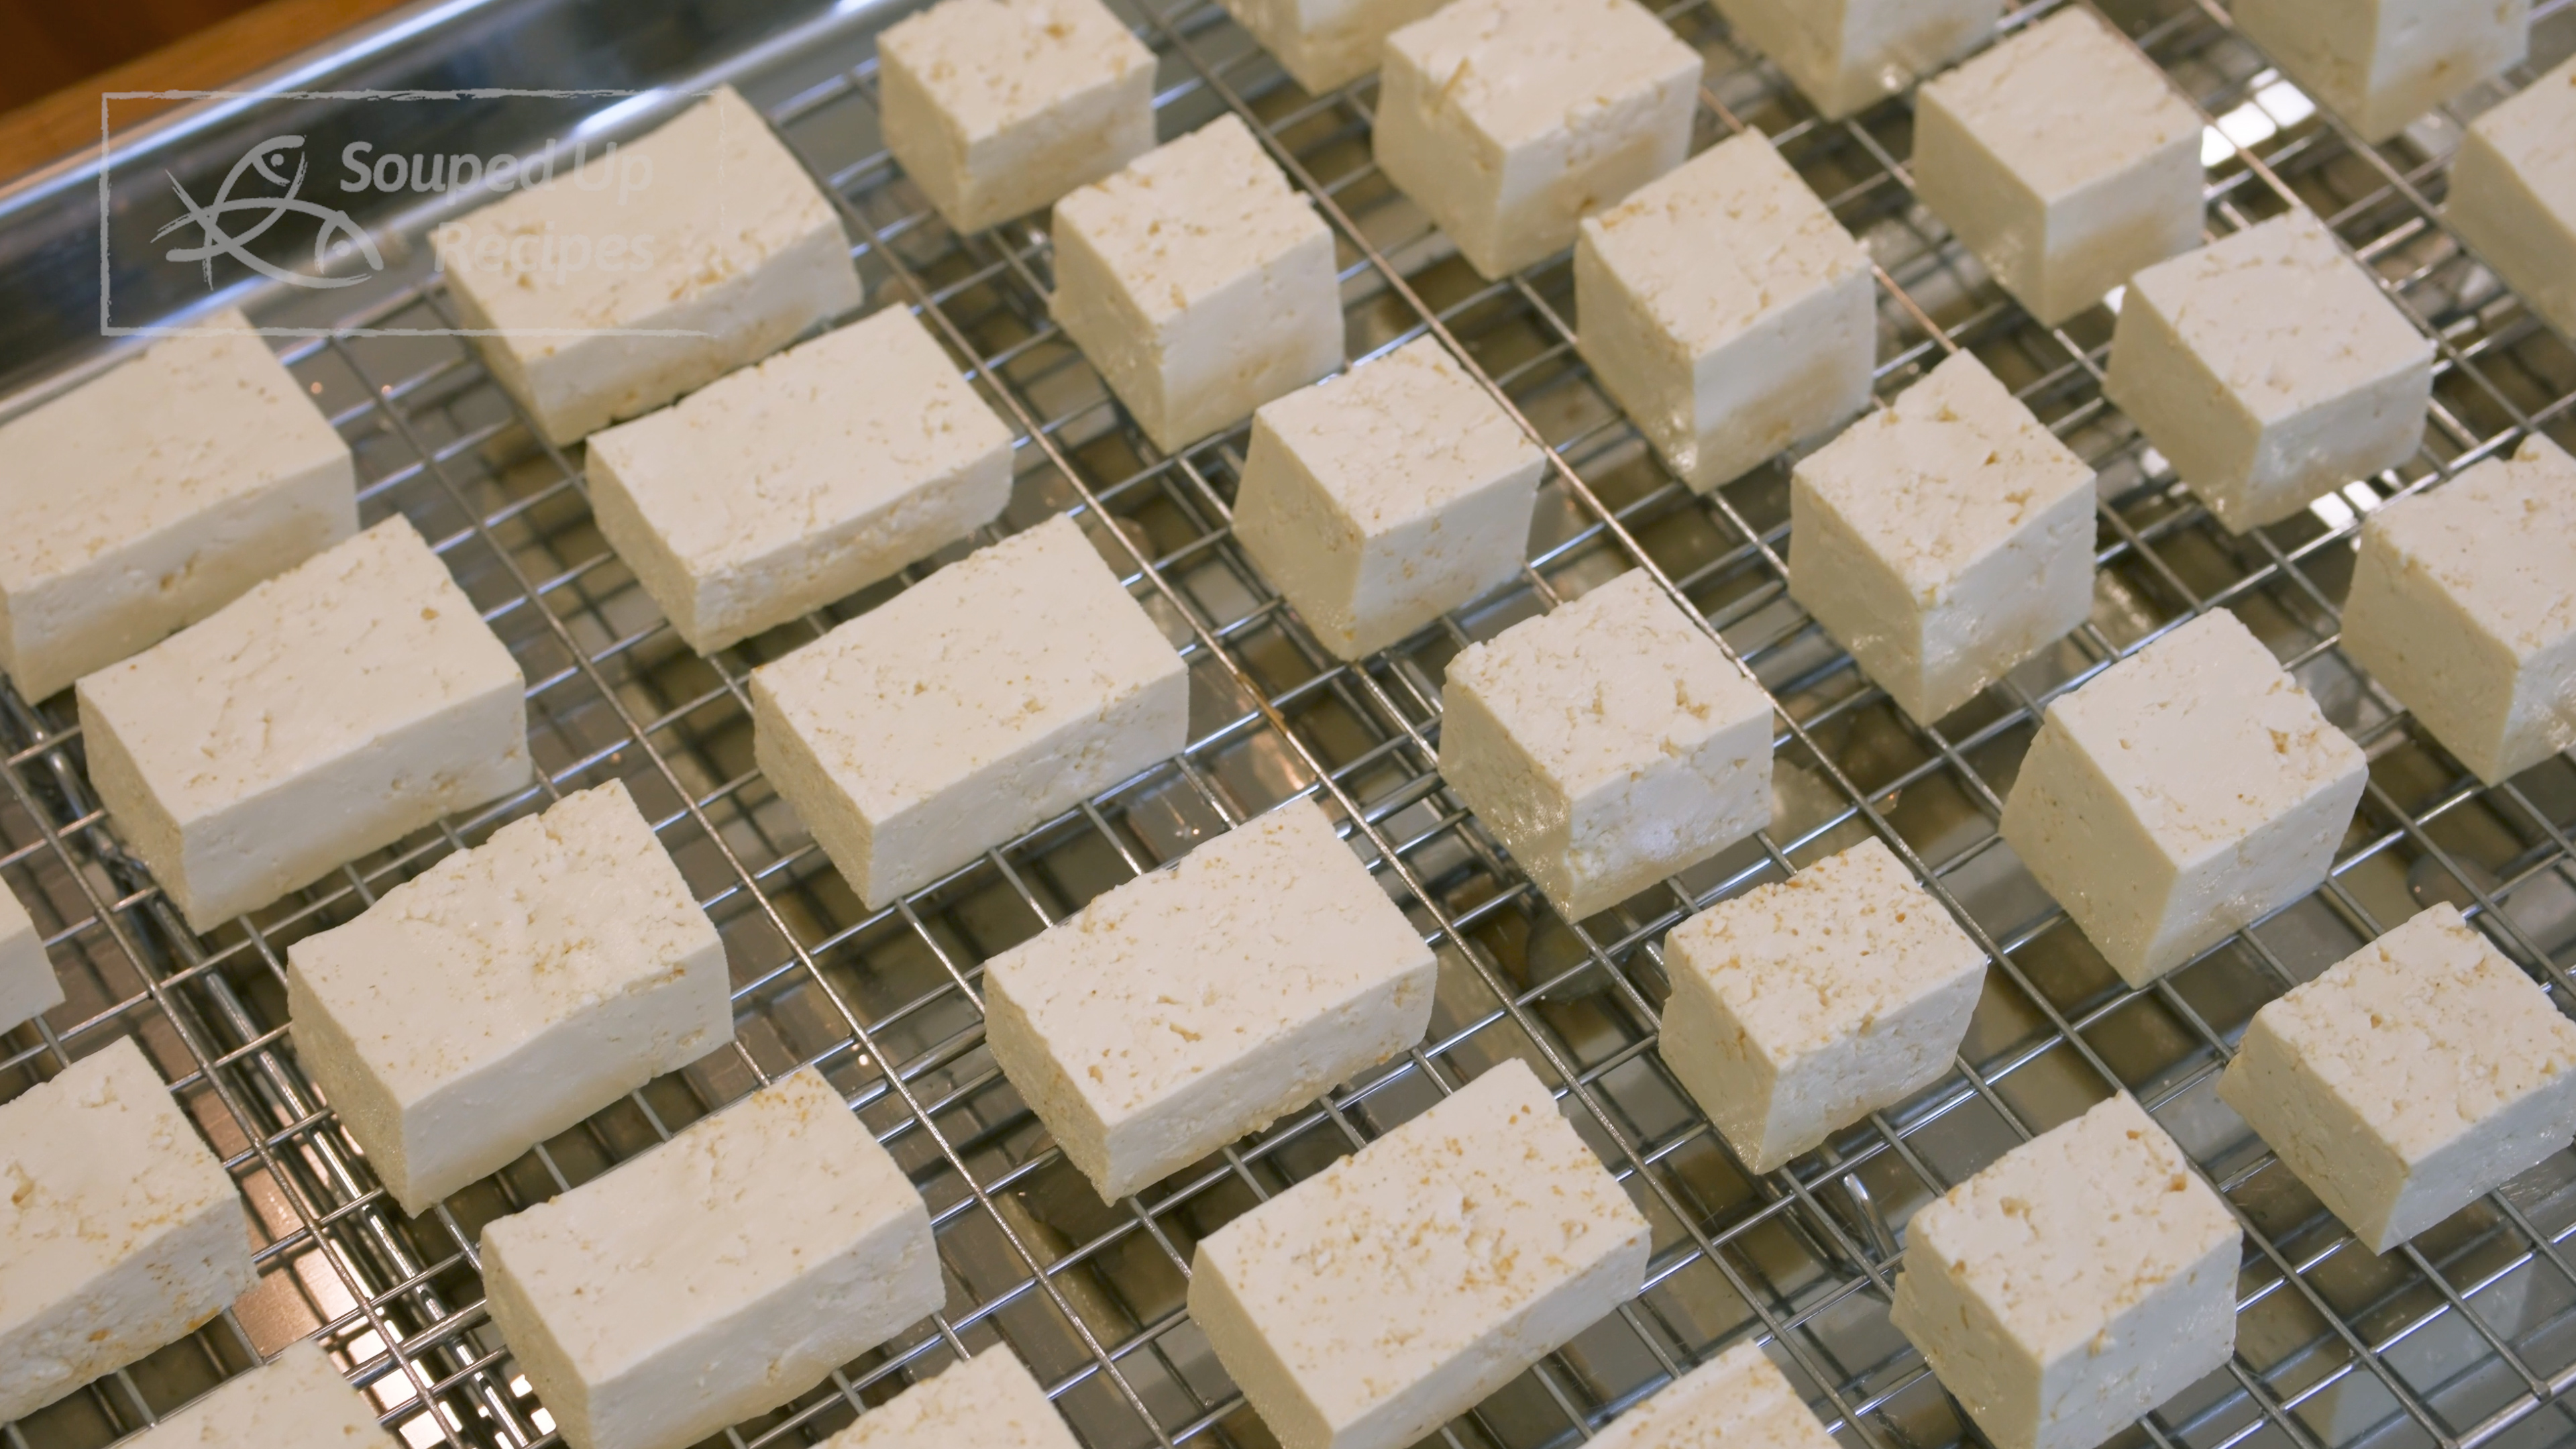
<box><xmin>5</xmin><ymin>2</ymin><xmax>2576</xmax><ymax>1448</ymax></box>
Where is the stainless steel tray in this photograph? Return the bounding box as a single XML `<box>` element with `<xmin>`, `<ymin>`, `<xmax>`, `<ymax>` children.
<box><xmin>5</xmin><ymin>3</ymin><xmax>2576</xmax><ymax>1448</ymax></box>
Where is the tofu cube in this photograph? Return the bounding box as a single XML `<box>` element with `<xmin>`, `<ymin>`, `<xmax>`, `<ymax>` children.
<box><xmin>2233</xmin><ymin>0</ymin><xmax>2529</xmax><ymax>144</ymax></box>
<box><xmin>1888</xmin><ymin>1093</ymin><xmax>2241</xmax><ymax>1449</ymax></box>
<box><xmin>1576</xmin><ymin>131</ymin><xmax>1876</xmax><ymax>493</ymax></box>
<box><xmin>2447</xmin><ymin>55</ymin><xmax>2576</xmax><ymax>342</ymax></box>
<box><xmin>286</xmin><ymin>780</ymin><xmax>731</xmax><ymax>1215</ymax></box>
<box><xmin>2107</xmin><ymin>211</ymin><xmax>2433</xmax><ymax>532</ymax></box>
<box><xmin>1912</xmin><ymin>8</ymin><xmax>2204</xmax><ymax>325</ymax></box>
<box><xmin>78</xmin><ymin>519</ymin><xmax>530</xmax><ymax>932</ymax></box>
<box><xmin>878</xmin><ymin>0</ymin><xmax>1157</xmax><ymax>235</ymax></box>
<box><xmin>0</xmin><ymin>1038</ymin><xmax>256</xmax><ymax>1423</ymax></box>
<box><xmin>1232</xmin><ymin>338</ymin><xmax>1546</xmax><ymax>660</ymax></box>
<box><xmin>0</xmin><ymin>309</ymin><xmax>354</xmax><ymax>702</ymax></box>
<box><xmin>481</xmin><ymin>1067</ymin><xmax>941</xmax><ymax>1449</ymax></box>
<box><xmin>751</xmin><ymin>514</ymin><xmax>1187</xmax><ymax>907</ymax></box>
<box><xmin>1591</xmin><ymin>1341</ymin><xmax>1839</xmax><ymax>1449</ymax></box>
<box><xmin>828</xmin><ymin>1348</ymin><xmax>1078</xmax><ymax>1448</ymax></box>
<box><xmin>1</xmin><ymin>880</ymin><xmax>59</xmax><ymax>1032</ymax></box>
<box><xmin>1189</xmin><ymin>1057</ymin><xmax>1651</xmax><ymax>1449</ymax></box>
<box><xmin>1051</xmin><ymin>115</ymin><xmax>1342</xmax><ymax>452</ymax></box>
<box><xmin>1660</xmin><ymin>837</ymin><xmax>1986</xmax><ymax>1174</ymax></box>
<box><xmin>1218</xmin><ymin>0</ymin><xmax>1452</xmax><ymax>94</ymax></box>
<box><xmin>435</xmin><ymin>87</ymin><xmax>861</xmax><ymax>445</ymax></box>
<box><xmin>2342</xmin><ymin>436</ymin><xmax>2576</xmax><ymax>784</ymax></box>
<box><xmin>1999</xmin><ymin>609</ymin><xmax>2367</xmax><ymax>986</ymax></box>
<box><xmin>1377</xmin><ymin>0</ymin><xmax>1703</xmax><ymax>280</ymax></box>
<box><xmin>1789</xmin><ymin>350</ymin><xmax>2097</xmax><ymax>722</ymax></box>
<box><xmin>1713</xmin><ymin>0</ymin><xmax>2003</xmax><ymax>118</ymax></box>
<box><xmin>589</xmin><ymin>307</ymin><xmax>1014</xmax><ymax>653</ymax></box>
<box><xmin>131</xmin><ymin>1340</ymin><xmax>387</xmax><ymax>1449</ymax></box>
<box><xmin>985</xmin><ymin>800</ymin><xmax>1436</xmax><ymax>1200</ymax></box>
<box><xmin>1440</xmin><ymin>570</ymin><xmax>1774</xmax><ymax>921</ymax></box>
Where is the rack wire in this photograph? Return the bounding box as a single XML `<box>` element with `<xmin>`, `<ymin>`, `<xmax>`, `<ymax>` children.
<box><xmin>6</xmin><ymin>1</ymin><xmax>2576</xmax><ymax>1447</ymax></box>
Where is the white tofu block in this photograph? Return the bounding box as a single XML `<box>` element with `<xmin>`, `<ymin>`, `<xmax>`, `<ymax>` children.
<box><xmin>878</xmin><ymin>0</ymin><xmax>1157</xmax><ymax>234</ymax></box>
<box><xmin>77</xmin><ymin>519</ymin><xmax>529</xmax><ymax>932</ymax></box>
<box><xmin>1052</xmin><ymin>115</ymin><xmax>1341</xmax><ymax>453</ymax></box>
<box><xmin>1377</xmin><ymin>0</ymin><xmax>1703</xmax><ymax>280</ymax></box>
<box><xmin>2343</xmin><ymin>436</ymin><xmax>2576</xmax><ymax>784</ymax></box>
<box><xmin>0</xmin><ymin>1038</ymin><xmax>256</xmax><ymax>1423</ymax></box>
<box><xmin>0</xmin><ymin>310</ymin><xmax>354</xmax><ymax>702</ymax></box>
<box><xmin>589</xmin><ymin>307</ymin><xmax>1014</xmax><ymax>653</ymax></box>
<box><xmin>2107</xmin><ymin>211</ymin><xmax>2432</xmax><ymax>532</ymax></box>
<box><xmin>1576</xmin><ymin>131</ymin><xmax>1876</xmax><ymax>492</ymax></box>
<box><xmin>1913</xmin><ymin>8</ymin><xmax>2204</xmax><ymax>325</ymax></box>
<box><xmin>2218</xmin><ymin>904</ymin><xmax>2576</xmax><ymax>1252</ymax></box>
<box><xmin>1189</xmin><ymin>1058</ymin><xmax>1651</xmax><ymax>1449</ymax></box>
<box><xmin>1889</xmin><ymin>1093</ymin><xmax>2240</xmax><ymax>1449</ymax></box>
<box><xmin>827</xmin><ymin>1348</ymin><xmax>1078</xmax><ymax>1449</ymax></box>
<box><xmin>1440</xmin><ymin>571</ymin><xmax>1774</xmax><ymax>920</ymax></box>
<box><xmin>1715</xmin><ymin>0</ymin><xmax>2002</xmax><ymax>118</ymax></box>
<box><xmin>131</xmin><ymin>1340</ymin><xmax>389</xmax><ymax>1449</ymax></box>
<box><xmin>751</xmin><ymin>515</ymin><xmax>1187</xmax><ymax>907</ymax></box>
<box><xmin>481</xmin><ymin>1067</ymin><xmax>940</xmax><ymax>1449</ymax></box>
<box><xmin>286</xmin><ymin>780</ymin><xmax>730</xmax><ymax>1214</ymax></box>
<box><xmin>2000</xmin><ymin>609</ymin><xmax>2365</xmax><ymax>986</ymax></box>
<box><xmin>2447</xmin><ymin>56</ymin><xmax>2576</xmax><ymax>341</ymax></box>
<box><xmin>435</xmin><ymin>86</ymin><xmax>861</xmax><ymax>445</ymax></box>
<box><xmin>986</xmin><ymin>800</ymin><xmax>1436</xmax><ymax>1200</ymax></box>
<box><xmin>1218</xmin><ymin>0</ymin><xmax>1452</xmax><ymax>94</ymax></box>
<box><xmin>1660</xmin><ymin>837</ymin><xmax>1986</xmax><ymax>1174</ymax></box>
<box><xmin>0</xmin><ymin>879</ymin><xmax>60</xmax><ymax>1032</ymax></box>
<box><xmin>1593</xmin><ymin>1341</ymin><xmax>1839</xmax><ymax>1449</ymax></box>
<box><xmin>2234</xmin><ymin>0</ymin><xmax>2529</xmax><ymax>144</ymax></box>
<box><xmin>1233</xmin><ymin>338</ymin><xmax>1545</xmax><ymax>660</ymax></box>
<box><xmin>1790</xmin><ymin>351</ymin><xmax>2096</xmax><ymax>722</ymax></box>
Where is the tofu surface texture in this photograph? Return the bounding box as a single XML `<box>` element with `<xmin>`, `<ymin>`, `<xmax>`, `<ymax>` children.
<box><xmin>287</xmin><ymin>780</ymin><xmax>731</xmax><ymax>1214</ymax></box>
<box><xmin>1912</xmin><ymin>8</ymin><xmax>2203</xmax><ymax>325</ymax></box>
<box><xmin>76</xmin><ymin>517</ymin><xmax>530</xmax><ymax>931</ymax></box>
<box><xmin>0</xmin><ymin>1038</ymin><xmax>256</xmax><ymax>1423</ymax></box>
<box><xmin>1440</xmin><ymin>570</ymin><xmax>1774</xmax><ymax>920</ymax></box>
<box><xmin>826</xmin><ymin>1348</ymin><xmax>1080</xmax><ymax>1449</ymax></box>
<box><xmin>588</xmin><ymin>306</ymin><xmax>1014</xmax><ymax>653</ymax></box>
<box><xmin>131</xmin><ymin>1340</ymin><xmax>389</xmax><ymax>1449</ymax></box>
<box><xmin>1232</xmin><ymin>337</ymin><xmax>1546</xmax><ymax>659</ymax></box>
<box><xmin>480</xmin><ymin>1066</ymin><xmax>941</xmax><ymax>1449</ymax></box>
<box><xmin>1218</xmin><ymin>0</ymin><xmax>1452</xmax><ymax>93</ymax></box>
<box><xmin>434</xmin><ymin>86</ymin><xmax>861</xmax><ymax>445</ymax></box>
<box><xmin>1376</xmin><ymin>0</ymin><xmax>1703</xmax><ymax>279</ymax></box>
<box><xmin>0</xmin><ymin>309</ymin><xmax>354</xmax><ymax>702</ymax></box>
<box><xmin>1575</xmin><ymin>131</ymin><xmax>1876</xmax><ymax>492</ymax></box>
<box><xmin>1713</xmin><ymin>0</ymin><xmax>2002</xmax><ymax>117</ymax></box>
<box><xmin>878</xmin><ymin>0</ymin><xmax>1157</xmax><ymax>233</ymax></box>
<box><xmin>2234</xmin><ymin>0</ymin><xmax>2528</xmax><ymax>143</ymax></box>
<box><xmin>1999</xmin><ymin>609</ymin><xmax>2365</xmax><ymax>985</ymax></box>
<box><xmin>1888</xmin><ymin>1093</ymin><xmax>2241</xmax><ymax>1449</ymax></box>
<box><xmin>2218</xmin><ymin>903</ymin><xmax>2576</xmax><ymax>1252</ymax></box>
<box><xmin>0</xmin><ymin>879</ymin><xmax>60</xmax><ymax>1032</ymax></box>
<box><xmin>2448</xmin><ymin>54</ymin><xmax>2576</xmax><ymax>343</ymax></box>
<box><xmin>1189</xmin><ymin>1057</ymin><xmax>1652</xmax><ymax>1449</ymax></box>
<box><xmin>985</xmin><ymin>800</ymin><xmax>1437</xmax><ymax>1200</ymax></box>
<box><xmin>1051</xmin><ymin>114</ymin><xmax>1342</xmax><ymax>451</ymax></box>
<box><xmin>1662</xmin><ymin>837</ymin><xmax>1986</xmax><ymax>1173</ymax></box>
<box><xmin>1591</xmin><ymin>1340</ymin><xmax>1840</xmax><ymax>1449</ymax></box>
<box><xmin>750</xmin><ymin>513</ymin><xmax>1187</xmax><ymax>907</ymax></box>
<box><xmin>1789</xmin><ymin>350</ymin><xmax>2096</xmax><ymax>721</ymax></box>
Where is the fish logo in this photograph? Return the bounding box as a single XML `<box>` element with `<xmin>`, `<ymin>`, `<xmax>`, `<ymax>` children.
<box><xmin>154</xmin><ymin>134</ymin><xmax>386</xmax><ymax>290</ymax></box>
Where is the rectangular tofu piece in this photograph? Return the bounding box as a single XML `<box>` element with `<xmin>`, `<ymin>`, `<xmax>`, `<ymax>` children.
<box><xmin>751</xmin><ymin>514</ymin><xmax>1187</xmax><ymax>907</ymax></box>
<box><xmin>588</xmin><ymin>307</ymin><xmax>1015</xmax><ymax>653</ymax></box>
<box><xmin>1440</xmin><ymin>571</ymin><xmax>1774</xmax><ymax>921</ymax></box>
<box><xmin>1713</xmin><ymin>0</ymin><xmax>2002</xmax><ymax>118</ymax></box>
<box><xmin>1660</xmin><ymin>837</ymin><xmax>1986</xmax><ymax>1173</ymax></box>
<box><xmin>434</xmin><ymin>86</ymin><xmax>861</xmax><ymax>445</ymax></box>
<box><xmin>132</xmin><ymin>1340</ymin><xmax>388</xmax><ymax>1449</ymax></box>
<box><xmin>76</xmin><ymin>519</ymin><xmax>530</xmax><ymax>931</ymax></box>
<box><xmin>0</xmin><ymin>1038</ymin><xmax>256</xmax><ymax>1422</ymax></box>
<box><xmin>480</xmin><ymin>1066</ymin><xmax>941</xmax><ymax>1449</ymax></box>
<box><xmin>0</xmin><ymin>879</ymin><xmax>60</xmax><ymax>1032</ymax></box>
<box><xmin>1912</xmin><ymin>7</ymin><xmax>2204</xmax><ymax>325</ymax></box>
<box><xmin>985</xmin><ymin>800</ymin><xmax>1436</xmax><ymax>1200</ymax></box>
<box><xmin>1189</xmin><ymin>1057</ymin><xmax>1651</xmax><ymax>1449</ymax></box>
<box><xmin>2234</xmin><ymin>0</ymin><xmax>2528</xmax><ymax>144</ymax></box>
<box><xmin>827</xmin><ymin>1348</ymin><xmax>1079</xmax><ymax>1448</ymax></box>
<box><xmin>286</xmin><ymin>780</ymin><xmax>730</xmax><ymax>1214</ymax></box>
<box><xmin>0</xmin><ymin>309</ymin><xmax>354</xmax><ymax>701</ymax></box>
<box><xmin>1377</xmin><ymin>0</ymin><xmax>1702</xmax><ymax>279</ymax></box>
<box><xmin>1592</xmin><ymin>1341</ymin><xmax>1838</xmax><ymax>1449</ymax></box>
<box><xmin>1889</xmin><ymin>1094</ymin><xmax>2239</xmax><ymax>1449</ymax></box>
<box><xmin>2447</xmin><ymin>55</ymin><xmax>2576</xmax><ymax>343</ymax></box>
<box><xmin>1789</xmin><ymin>350</ymin><xmax>2097</xmax><ymax>721</ymax></box>
<box><xmin>2218</xmin><ymin>903</ymin><xmax>2576</xmax><ymax>1252</ymax></box>
<box><xmin>1218</xmin><ymin>0</ymin><xmax>1452</xmax><ymax>94</ymax></box>
<box><xmin>1575</xmin><ymin>131</ymin><xmax>1876</xmax><ymax>492</ymax></box>
<box><xmin>1999</xmin><ymin>609</ymin><xmax>2365</xmax><ymax>986</ymax></box>
<box><xmin>1051</xmin><ymin>115</ymin><xmax>1342</xmax><ymax>452</ymax></box>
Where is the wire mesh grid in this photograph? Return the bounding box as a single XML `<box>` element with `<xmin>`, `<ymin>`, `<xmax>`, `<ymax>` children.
<box><xmin>5</xmin><ymin>1</ymin><xmax>2576</xmax><ymax>1447</ymax></box>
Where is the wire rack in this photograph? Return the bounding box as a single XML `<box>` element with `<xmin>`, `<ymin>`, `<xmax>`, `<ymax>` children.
<box><xmin>6</xmin><ymin>1</ymin><xmax>2576</xmax><ymax>1447</ymax></box>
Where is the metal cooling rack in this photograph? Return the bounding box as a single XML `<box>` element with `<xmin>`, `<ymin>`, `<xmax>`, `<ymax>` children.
<box><xmin>6</xmin><ymin>1</ymin><xmax>2576</xmax><ymax>1447</ymax></box>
